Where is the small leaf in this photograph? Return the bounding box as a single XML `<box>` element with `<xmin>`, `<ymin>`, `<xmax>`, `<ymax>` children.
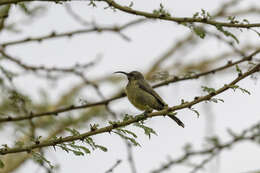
<box><xmin>90</xmin><ymin>124</ymin><xmax>99</xmax><ymax>131</ymax></box>
<box><xmin>229</xmin><ymin>85</ymin><xmax>251</xmax><ymax>95</ymax></box>
<box><xmin>32</xmin><ymin>152</ymin><xmax>54</xmax><ymax>169</ymax></box>
<box><xmin>69</xmin><ymin>144</ymin><xmax>89</xmax><ymax>155</ymax></box>
<box><xmin>193</xmin><ymin>27</ymin><xmax>206</xmax><ymax>38</ymax></box>
<box><xmin>88</xmin><ymin>0</ymin><xmax>97</xmax><ymax>7</ymax></box>
<box><xmin>227</xmin><ymin>128</ymin><xmax>238</xmax><ymax>138</ymax></box>
<box><xmin>183</xmin><ymin>143</ymin><xmax>192</xmax><ymax>153</ymax></box>
<box><xmin>135</xmin><ymin>123</ymin><xmax>157</xmax><ymax>139</ymax></box>
<box><xmin>189</xmin><ymin>107</ymin><xmax>200</xmax><ymax>118</ymax></box>
<box><xmin>210</xmin><ymin>98</ymin><xmax>218</xmax><ymax>103</ymax></box>
<box><xmin>0</xmin><ymin>159</ymin><xmax>4</xmax><ymax>168</ymax></box>
<box><xmin>235</xmin><ymin>65</ymin><xmax>242</xmax><ymax>75</ymax></box>
<box><xmin>129</xmin><ymin>1</ymin><xmax>133</xmax><ymax>8</ymax></box>
<box><xmin>152</xmin><ymin>3</ymin><xmax>171</xmax><ymax>17</ymax></box>
<box><xmin>78</xmin><ymin>146</ymin><xmax>91</xmax><ymax>154</ymax></box>
<box><xmin>114</xmin><ymin>131</ymin><xmax>140</xmax><ymax>146</ymax></box>
<box><xmin>238</xmin><ymin>87</ymin><xmax>251</xmax><ymax>95</ymax></box>
<box><xmin>84</xmin><ymin>137</ymin><xmax>107</xmax><ymax>152</ymax></box>
<box><xmin>85</xmin><ymin>137</ymin><xmax>95</xmax><ymax>150</ymax></box>
<box><xmin>193</xmin><ymin>12</ymin><xmax>199</xmax><ymax>18</ymax></box>
<box><xmin>117</xmin><ymin>128</ymin><xmax>137</xmax><ymax>138</ymax></box>
<box><xmin>95</xmin><ymin>145</ymin><xmax>108</xmax><ymax>152</ymax></box>
<box><xmin>123</xmin><ymin>114</ymin><xmax>134</xmax><ymax>121</ymax></box>
<box><xmin>243</xmin><ymin>19</ymin><xmax>249</xmax><ymax>24</ymax></box>
<box><xmin>230</xmin><ymin>85</ymin><xmax>239</xmax><ymax>91</ymax></box>
<box><xmin>216</xmin><ymin>25</ymin><xmax>239</xmax><ymax>44</ymax></box>
<box><xmin>209</xmin><ymin>98</ymin><xmax>224</xmax><ymax>103</ymax></box>
<box><xmin>206</xmin><ymin>136</ymin><xmax>220</xmax><ymax>146</ymax></box>
<box><xmin>65</xmin><ymin>128</ymin><xmax>80</xmax><ymax>136</ymax></box>
<box><xmin>58</xmin><ymin>144</ymin><xmax>70</xmax><ymax>153</ymax></box>
<box><xmin>251</xmin><ymin>29</ymin><xmax>260</xmax><ymax>37</ymax></box>
<box><xmin>18</xmin><ymin>3</ymin><xmax>32</xmax><ymax>15</ymax></box>
<box><xmin>228</xmin><ymin>16</ymin><xmax>239</xmax><ymax>24</ymax></box>
<box><xmin>15</xmin><ymin>141</ymin><xmax>24</xmax><ymax>147</ymax></box>
<box><xmin>71</xmin><ymin>150</ymin><xmax>84</xmax><ymax>156</ymax></box>
<box><xmin>201</xmin><ymin>86</ymin><xmax>216</xmax><ymax>94</ymax></box>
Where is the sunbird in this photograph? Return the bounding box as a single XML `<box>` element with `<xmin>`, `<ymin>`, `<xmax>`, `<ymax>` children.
<box><xmin>115</xmin><ymin>71</ymin><xmax>184</xmax><ymax>128</ymax></box>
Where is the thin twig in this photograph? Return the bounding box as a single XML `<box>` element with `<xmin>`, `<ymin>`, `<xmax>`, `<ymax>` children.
<box><xmin>1</xmin><ymin>18</ymin><xmax>146</xmax><ymax>47</ymax></box>
<box><xmin>189</xmin><ymin>151</ymin><xmax>219</xmax><ymax>173</ymax></box>
<box><xmin>0</xmin><ymin>50</ymin><xmax>96</xmax><ymax>74</ymax></box>
<box><xmin>65</xmin><ymin>4</ymin><xmax>90</xmax><ymax>26</ymax></box>
<box><xmin>126</xmin><ymin>142</ymin><xmax>137</xmax><ymax>173</ymax></box>
<box><xmin>104</xmin><ymin>160</ymin><xmax>122</xmax><ymax>173</ymax></box>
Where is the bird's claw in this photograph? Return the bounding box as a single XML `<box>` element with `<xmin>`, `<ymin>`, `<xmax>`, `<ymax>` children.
<box><xmin>142</xmin><ymin>110</ymin><xmax>152</xmax><ymax>117</ymax></box>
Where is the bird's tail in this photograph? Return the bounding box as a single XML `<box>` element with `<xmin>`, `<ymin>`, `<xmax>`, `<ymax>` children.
<box><xmin>167</xmin><ymin>113</ymin><xmax>185</xmax><ymax>128</ymax></box>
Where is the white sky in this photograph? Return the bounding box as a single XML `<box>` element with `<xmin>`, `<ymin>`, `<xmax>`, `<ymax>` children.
<box><xmin>1</xmin><ymin>0</ymin><xmax>260</xmax><ymax>173</ymax></box>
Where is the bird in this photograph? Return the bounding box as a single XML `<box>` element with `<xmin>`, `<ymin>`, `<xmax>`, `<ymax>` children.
<box><xmin>114</xmin><ymin>71</ymin><xmax>184</xmax><ymax>128</ymax></box>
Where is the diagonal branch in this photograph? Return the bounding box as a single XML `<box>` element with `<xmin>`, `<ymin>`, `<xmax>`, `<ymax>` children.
<box><xmin>1</xmin><ymin>61</ymin><xmax>260</xmax><ymax>155</ymax></box>
<box><xmin>0</xmin><ymin>0</ymin><xmax>72</xmax><ymax>6</ymax></box>
<box><xmin>101</xmin><ymin>0</ymin><xmax>260</xmax><ymax>28</ymax></box>
<box><xmin>1</xmin><ymin>0</ymin><xmax>260</xmax><ymax>28</ymax></box>
<box><xmin>0</xmin><ymin>49</ymin><xmax>96</xmax><ymax>73</ymax></box>
<box><xmin>152</xmin><ymin>121</ymin><xmax>260</xmax><ymax>173</ymax></box>
<box><xmin>154</xmin><ymin>48</ymin><xmax>260</xmax><ymax>88</ymax></box>
<box><xmin>104</xmin><ymin>160</ymin><xmax>122</xmax><ymax>173</ymax></box>
<box><xmin>146</xmin><ymin>34</ymin><xmax>195</xmax><ymax>79</ymax></box>
<box><xmin>136</xmin><ymin>0</ymin><xmax>246</xmax><ymax>79</ymax></box>
<box><xmin>0</xmin><ymin>48</ymin><xmax>259</xmax><ymax>123</ymax></box>
<box><xmin>1</xmin><ymin>18</ymin><xmax>146</xmax><ymax>47</ymax></box>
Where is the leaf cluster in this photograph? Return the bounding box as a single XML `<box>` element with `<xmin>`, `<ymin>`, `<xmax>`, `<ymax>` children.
<box><xmin>153</xmin><ymin>3</ymin><xmax>171</xmax><ymax>17</ymax></box>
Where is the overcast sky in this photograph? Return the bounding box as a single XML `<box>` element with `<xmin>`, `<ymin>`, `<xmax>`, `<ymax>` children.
<box><xmin>1</xmin><ymin>0</ymin><xmax>260</xmax><ymax>173</ymax></box>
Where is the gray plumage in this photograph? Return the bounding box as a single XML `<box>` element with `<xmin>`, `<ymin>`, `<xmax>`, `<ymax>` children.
<box><xmin>115</xmin><ymin>71</ymin><xmax>184</xmax><ymax>128</ymax></box>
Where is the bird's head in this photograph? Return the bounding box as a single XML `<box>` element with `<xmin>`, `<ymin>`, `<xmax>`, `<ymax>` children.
<box><xmin>114</xmin><ymin>71</ymin><xmax>144</xmax><ymax>81</ymax></box>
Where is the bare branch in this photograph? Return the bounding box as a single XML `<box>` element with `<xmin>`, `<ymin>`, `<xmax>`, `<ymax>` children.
<box><xmin>146</xmin><ymin>0</ymin><xmax>244</xmax><ymax>79</ymax></box>
<box><xmin>146</xmin><ymin>34</ymin><xmax>195</xmax><ymax>79</ymax></box>
<box><xmin>65</xmin><ymin>4</ymin><xmax>90</xmax><ymax>26</ymax></box>
<box><xmin>102</xmin><ymin>0</ymin><xmax>260</xmax><ymax>28</ymax></box>
<box><xmin>152</xmin><ymin>122</ymin><xmax>260</xmax><ymax>173</ymax></box>
<box><xmin>104</xmin><ymin>160</ymin><xmax>122</xmax><ymax>173</ymax></box>
<box><xmin>1</xmin><ymin>61</ymin><xmax>260</xmax><ymax>155</ymax></box>
<box><xmin>0</xmin><ymin>0</ymin><xmax>71</xmax><ymax>6</ymax></box>
<box><xmin>0</xmin><ymin>48</ymin><xmax>259</xmax><ymax>123</ymax></box>
<box><xmin>1</xmin><ymin>18</ymin><xmax>146</xmax><ymax>47</ymax></box>
<box><xmin>1</xmin><ymin>0</ymin><xmax>259</xmax><ymax>29</ymax></box>
<box><xmin>0</xmin><ymin>49</ymin><xmax>96</xmax><ymax>74</ymax></box>
<box><xmin>126</xmin><ymin>142</ymin><xmax>137</xmax><ymax>173</ymax></box>
<box><xmin>153</xmin><ymin>48</ymin><xmax>260</xmax><ymax>87</ymax></box>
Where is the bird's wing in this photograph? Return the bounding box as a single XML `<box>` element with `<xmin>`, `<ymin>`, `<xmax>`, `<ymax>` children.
<box><xmin>137</xmin><ymin>80</ymin><xmax>166</xmax><ymax>107</ymax></box>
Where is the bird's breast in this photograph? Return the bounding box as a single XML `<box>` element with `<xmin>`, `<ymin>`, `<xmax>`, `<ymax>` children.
<box><xmin>125</xmin><ymin>82</ymin><xmax>148</xmax><ymax>110</ymax></box>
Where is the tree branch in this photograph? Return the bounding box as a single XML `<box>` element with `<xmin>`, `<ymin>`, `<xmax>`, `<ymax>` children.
<box><xmin>104</xmin><ymin>160</ymin><xmax>122</xmax><ymax>173</ymax></box>
<box><xmin>153</xmin><ymin>48</ymin><xmax>260</xmax><ymax>87</ymax></box>
<box><xmin>1</xmin><ymin>61</ymin><xmax>259</xmax><ymax>155</ymax></box>
<box><xmin>152</xmin><ymin>121</ymin><xmax>260</xmax><ymax>173</ymax></box>
<box><xmin>0</xmin><ymin>48</ymin><xmax>259</xmax><ymax>123</ymax></box>
<box><xmin>1</xmin><ymin>0</ymin><xmax>260</xmax><ymax>29</ymax></box>
<box><xmin>0</xmin><ymin>18</ymin><xmax>146</xmax><ymax>47</ymax></box>
<box><xmin>101</xmin><ymin>0</ymin><xmax>260</xmax><ymax>28</ymax></box>
<box><xmin>0</xmin><ymin>0</ymin><xmax>70</xmax><ymax>6</ymax></box>
<box><xmin>0</xmin><ymin>49</ymin><xmax>96</xmax><ymax>73</ymax></box>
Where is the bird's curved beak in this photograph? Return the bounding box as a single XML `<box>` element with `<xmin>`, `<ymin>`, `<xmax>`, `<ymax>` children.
<box><xmin>114</xmin><ymin>71</ymin><xmax>129</xmax><ymax>76</ymax></box>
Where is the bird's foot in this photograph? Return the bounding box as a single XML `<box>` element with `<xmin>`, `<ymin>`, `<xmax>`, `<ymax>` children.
<box><xmin>142</xmin><ymin>109</ymin><xmax>152</xmax><ymax>117</ymax></box>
